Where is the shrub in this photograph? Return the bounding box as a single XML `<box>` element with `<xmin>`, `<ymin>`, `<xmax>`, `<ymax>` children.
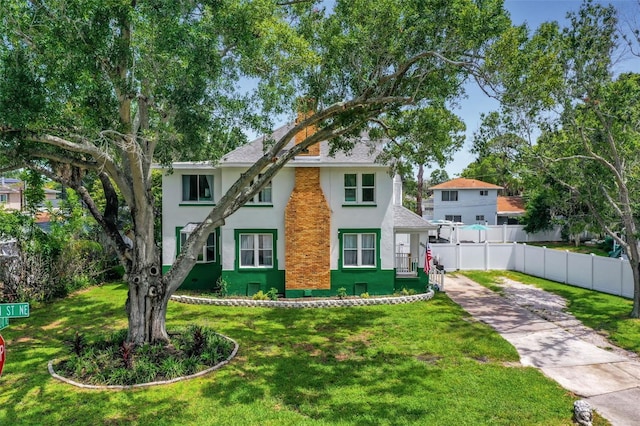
<box><xmin>360</xmin><ymin>292</ymin><xmax>370</xmax><ymax>299</ymax></box>
<box><xmin>252</xmin><ymin>290</ymin><xmax>268</xmax><ymax>300</ymax></box>
<box><xmin>215</xmin><ymin>276</ymin><xmax>229</xmax><ymax>298</ymax></box>
<box><xmin>266</xmin><ymin>287</ymin><xmax>278</xmax><ymax>301</ymax></box>
<box><xmin>337</xmin><ymin>287</ymin><xmax>347</xmax><ymax>299</ymax></box>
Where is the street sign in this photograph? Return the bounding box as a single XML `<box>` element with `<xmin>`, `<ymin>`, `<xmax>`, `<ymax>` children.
<box><xmin>0</xmin><ymin>303</ymin><xmax>29</xmax><ymax>318</ymax></box>
<box><xmin>0</xmin><ymin>334</ymin><xmax>5</xmax><ymax>378</ymax></box>
<box><xmin>0</xmin><ymin>317</ymin><xmax>8</xmax><ymax>330</ymax></box>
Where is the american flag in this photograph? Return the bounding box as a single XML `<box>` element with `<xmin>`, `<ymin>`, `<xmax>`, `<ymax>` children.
<box><xmin>424</xmin><ymin>243</ymin><xmax>432</xmax><ymax>274</ymax></box>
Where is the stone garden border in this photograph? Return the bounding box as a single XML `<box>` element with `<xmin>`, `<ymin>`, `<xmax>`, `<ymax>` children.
<box><xmin>170</xmin><ymin>290</ymin><xmax>435</xmax><ymax>308</ymax></box>
<box><xmin>48</xmin><ymin>334</ymin><xmax>239</xmax><ymax>390</ymax></box>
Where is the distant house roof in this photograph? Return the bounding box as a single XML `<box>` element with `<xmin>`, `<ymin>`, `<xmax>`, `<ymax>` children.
<box><xmin>218</xmin><ymin>122</ymin><xmax>385</xmax><ymax>167</ymax></box>
<box><xmin>393</xmin><ymin>205</ymin><xmax>437</xmax><ymax>232</ymax></box>
<box><xmin>497</xmin><ymin>196</ymin><xmax>525</xmax><ymax>216</ymax></box>
<box><xmin>429</xmin><ymin>178</ymin><xmax>503</xmax><ymax>190</ymax></box>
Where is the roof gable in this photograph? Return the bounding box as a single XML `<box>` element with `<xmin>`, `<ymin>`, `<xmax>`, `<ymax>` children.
<box><xmin>430</xmin><ymin>177</ymin><xmax>502</xmax><ymax>190</ymax></box>
<box><xmin>220</xmin><ymin>123</ymin><xmax>385</xmax><ymax>167</ymax></box>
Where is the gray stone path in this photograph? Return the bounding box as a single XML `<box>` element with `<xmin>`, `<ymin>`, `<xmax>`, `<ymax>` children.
<box><xmin>444</xmin><ymin>274</ymin><xmax>640</xmax><ymax>426</ymax></box>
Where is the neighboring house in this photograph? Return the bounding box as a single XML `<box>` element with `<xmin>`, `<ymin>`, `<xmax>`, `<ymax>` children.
<box><xmin>420</xmin><ymin>195</ymin><xmax>434</xmax><ymax>220</ymax></box>
<box><xmin>161</xmin><ymin>122</ymin><xmax>436</xmax><ymax>297</ymax></box>
<box><xmin>429</xmin><ymin>178</ymin><xmax>503</xmax><ymax>225</ymax></box>
<box><xmin>0</xmin><ymin>177</ymin><xmax>61</xmax><ymax>212</ymax></box>
<box><xmin>0</xmin><ymin>177</ymin><xmax>23</xmax><ymax>211</ymax></box>
<box><xmin>497</xmin><ymin>196</ymin><xmax>525</xmax><ymax>225</ymax></box>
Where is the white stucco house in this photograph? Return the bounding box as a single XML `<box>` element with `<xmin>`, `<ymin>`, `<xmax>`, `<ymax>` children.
<box><xmin>429</xmin><ymin>177</ymin><xmax>503</xmax><ymax>225</ymax></box>
<box><xmin>161</xmin><ymin>123</ymin><xmax>435</xmax><ymax>297</ymax></box>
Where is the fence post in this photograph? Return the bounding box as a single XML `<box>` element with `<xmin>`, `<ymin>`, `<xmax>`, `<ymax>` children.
<box><xmin>543</xmin><ymin>246</ymin><xmax>547</xmax><ymax>279</ymax></box>
<box><xmin>522</xmin><ymin>243</ymin><xmax>527</xmax><ymax>274</ymax></box>
<box><xmin>620</xmin><ymin>257</ymin><xmax>625</xmax><ymax>297</ymax></box>
<box><xmin>456</xmin><ymin>243</ymin><xmax>461</xmax><ymax>270</ymax></box>
<box><xmin>503</xmin><ymin>223</ymin><xmax>507</xmax><ymax>243</ymax></box>
<box><xmin>591</xmin><ymin>253</ymin><xmax>595</xmax><ymax>290</ymax></box>
<box><xmin>485</xmin><ymin>241</ymin><xmax>489</xmax><ymax>270</ymax></box>
<box><xmin>565</xmin><ymin>250</ymin><xmax>569</xmax><ymax>284</ymax></box>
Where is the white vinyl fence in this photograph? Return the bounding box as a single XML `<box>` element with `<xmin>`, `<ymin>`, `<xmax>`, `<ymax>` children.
<box><xmin>438</xmin><ymin>224</ymin><xmax>564</xmax><ymax>243</ymax></box>
<box><xmin>431</xmin><ymin>242</ymin><xmax>635</xmax><ymax>299</ymax></box>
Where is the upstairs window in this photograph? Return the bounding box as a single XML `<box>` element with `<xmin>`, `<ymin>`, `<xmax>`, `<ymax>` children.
<box><xmin>480</xmin><ymin>190</ymin><xmax>488</xmax><ymax>196</ymax></box>
<box><xmin>476</xmin><ymin>215</ymin><xmax>485</xmax><ymax>222</ymax></box>
<box><xmin>445</xmin><ymin>215</ymin><xmax>462</xmax><ymax>222</ymax></box>
<box><xmin>248</xmin><ymin>175</ymin><xmax>272</xmax><ymax>204</ymax></box>
<box><xmin>441</xmin><ymin>190</ymin><xmax>458</xmax><ymax>201</ymax></box>
<box><xmin>182</xmin><ymin>175</ymin><xmax>213</xmax><ymax>202</ymax></box>
<box><xmin>344</xmin><ymin>173</ymin><xmax>375</xmax><ymax>203</ymax></box>
<box><xmin>179</xmin><ymin>223</ymin><xmax>215</xmax><ymax>263</ymax></box>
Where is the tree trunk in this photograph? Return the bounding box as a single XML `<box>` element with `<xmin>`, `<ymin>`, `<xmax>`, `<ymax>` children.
<box><xmin>416</xmin><ymin>164</ymin><xmax>423</xmax><ymax>217</ymax></box>
<box><xmin>125</xmin><ymin>266</ymin><xmax>169</xmax><ymax>345</ymax></box>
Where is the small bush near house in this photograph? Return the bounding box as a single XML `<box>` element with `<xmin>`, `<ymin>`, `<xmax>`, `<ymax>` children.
<box><xmin>395</xmin><ymin>287</ymin><xmax>417</xmax><ymax>296</ymax></box>
<box><xmin>266</xmin><ymin>287</ymin><xmax>278</xmax><ymax>300</ymax></box>
<box><xmin>360</xmin><ymin>292</ymin><xmax>370</xmax><ymax>299</ymax></box>
<box><xmin>252</xmin><ymin>290</ymin><xmax>268</xmax><ymax>300</ymax></box>
<box><xmin>336</xmin><ymin>287</ymin><xmax>347</xmax><ymax>299</ymax></box>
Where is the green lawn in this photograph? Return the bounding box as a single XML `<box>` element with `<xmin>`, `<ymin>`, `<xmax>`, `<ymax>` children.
<box><xmin>528</xmin><ymin>241</ymin><xmax>610</xmax><ymax>257</ymax></box>
<box><xmin>460</xmin><ymin>270</ymin><xmax>640</xmax><ymax>355</ymax></box>
<box><xmin>0</xmin><ymin>283</ymin><xmax>602</xmax><ymax>425</ymax></box>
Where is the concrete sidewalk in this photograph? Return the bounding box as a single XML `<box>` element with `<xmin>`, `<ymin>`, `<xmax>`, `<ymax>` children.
<box><xmin>443</xmin><ymin>274</ymin><xmax>640</xmax><ymax>426</ymax></box>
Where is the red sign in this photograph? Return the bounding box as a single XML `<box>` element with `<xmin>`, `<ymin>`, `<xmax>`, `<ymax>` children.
<box><xmin>0</xmin><ymin>334</ymin><xmax>5</xmax><ymax>377</ymax></box>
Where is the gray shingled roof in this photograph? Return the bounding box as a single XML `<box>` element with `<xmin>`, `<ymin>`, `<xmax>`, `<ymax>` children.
<box><xmin>220</xmin><ymin>123</ymin><xmax>385</xmax><ymax>166</ymax></box>
<box><xmin>394</xmin><ymin>205</ymin><xmax>437</xmax><ymax>231</ymax></box>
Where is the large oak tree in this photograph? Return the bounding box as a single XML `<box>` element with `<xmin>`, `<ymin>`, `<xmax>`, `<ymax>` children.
<box><xmin>0</xmin><ymin>0</ymin><xmax>512</xmax><ymax>344</ymax></box>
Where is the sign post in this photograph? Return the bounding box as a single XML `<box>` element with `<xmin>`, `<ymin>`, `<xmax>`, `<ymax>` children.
<box><xmin>0</xmin><ymin>334</ymin><xmax>5</xmax><ymax>378</ymax></box>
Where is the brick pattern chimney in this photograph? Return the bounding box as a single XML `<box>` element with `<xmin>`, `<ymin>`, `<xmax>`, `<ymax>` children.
<box><xmin>284</xmin><ymin>109</ymin><xmax>331</xmax><ymax>290</ymax></box>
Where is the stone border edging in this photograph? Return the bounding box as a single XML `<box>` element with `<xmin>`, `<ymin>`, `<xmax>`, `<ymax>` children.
<box><xmin>170</xmin><ymin>290</ymin><xmax>435</xmax><ymax>308</ymax></box>
<box><xmin>48</xmin><ymin>334</ymin><xmax>239</xmax><ymax>390</ymax></box>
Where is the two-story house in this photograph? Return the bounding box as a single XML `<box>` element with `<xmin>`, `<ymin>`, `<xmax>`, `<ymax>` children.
<box><xmin>161</xmin><ymin>123</ymin><xmax>435</xmax><ymax>297</ymax></box>
<box><xmin>430</xmin><ymin>177</ymin><xmax>503</xmax><ymax>225</ymax></box>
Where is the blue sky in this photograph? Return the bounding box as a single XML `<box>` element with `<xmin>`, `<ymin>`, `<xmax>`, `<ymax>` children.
<box><xmin>441</xmin><ymin>0</ymin><xmax>640</xmax><ymax>178</ymax></box>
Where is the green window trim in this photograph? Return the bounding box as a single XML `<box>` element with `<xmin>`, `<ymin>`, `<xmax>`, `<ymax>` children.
<box><xmin>234</xmin><ymin>229</ymin><xmax>278</xmax><ymax>271</ymax></box>
<box><xmin>241</xmin><ymin>204</ymin><xmax>274</xmax><ymax>208</ymax></box>
<box><xmin>342</xmin><ymin>204</ymin><xmax>377</xmax><ymax>208</ymax></box>
<box><xmin>338</xmin><ymin>228</ymin><xmax>381</xmax><ymax>271</ymax></box>
<box><xmin>179</xmin><ymin>202</ymin><xmax>216</xmax><ymax>207</ymax></box>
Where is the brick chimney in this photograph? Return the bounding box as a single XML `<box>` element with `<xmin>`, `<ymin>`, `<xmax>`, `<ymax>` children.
<box><xmin>284</xmin><ymin>105</ymin><xmax>331</xmax><ymax>292</ymax></box>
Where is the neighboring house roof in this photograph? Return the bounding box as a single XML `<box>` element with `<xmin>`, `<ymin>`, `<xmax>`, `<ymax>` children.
<box><xmin>429</xmin><ymin>177</ymin><xmax>503</xmax><ymax>190</ymax></box>
<box><xmin>393</xmin><ymin>205</ymin><xmax>437</xmax><ymax>232</ymax></box>
<box><xmin>497</xmin><ymin>196</ymin><xmax>525</xmax><ymax>216</ymax></box>
<box><xmin>219</xmin><ymin>122</ymin><xmax>385</xmax><ymax>167</ymax></box>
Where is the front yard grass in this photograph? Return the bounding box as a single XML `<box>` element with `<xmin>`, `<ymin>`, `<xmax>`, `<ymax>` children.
<box><xmin>460</xmin><ymin>270</ymin><xmax>640</xmax><ymax>355</ymax></box>
<box><xmin>0</xmin><ymin>282</ymin><xmax>600</xmax><ymax>425</ymax></box>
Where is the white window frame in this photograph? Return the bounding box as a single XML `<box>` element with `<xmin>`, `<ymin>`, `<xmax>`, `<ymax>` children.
<box><xmin>179</xmin><ymin>223</ymin><xmax>215</xmax><ymax>263</ymax></box>
<box><xmin>342</xmin><ymin>233</ymin><xmax>376</xmax><ymax>268</ymax></box>
<box><xmin>248</xmin><ymin>175</ymin><xmax>272</xmax><ymax>204</ymax></box>
<box><xmin>344</xmin><ymin>173</ymin><xmax>376</xmax><ymax>204</ymax></box>
<box><xmin>239</xmin><ymin>233</ymin><xmax>274</xmax><ymax>268</ymax></box>
<box><xmin>441</xmin><ymin>190</ymin><xmax>458</xmax><ymax>201</ymax></box>
<box><xmin>0</xmin><ymin>194</ymin><xmax>7</xmax><ymax>203</ymax></box>
<box><xmin>181</xmin><ymin>174</ymin><xmax>214</xmax><ymax>203</ymax></box>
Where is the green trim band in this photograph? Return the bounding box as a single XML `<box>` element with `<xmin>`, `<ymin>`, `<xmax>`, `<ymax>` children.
<box><xmin>241</xmin><ymin>204</ymin><xmax>274</xmax><ymax>208</ymax></box>
<box><xmin>179</xmin><ymin>203</ymin><xmax>216</xmax><ymax>207</ymax></box>
<box><xmin>341</xmin><ymin>204</ymin><xmax>377</xmax><ymax>208</ymax></box>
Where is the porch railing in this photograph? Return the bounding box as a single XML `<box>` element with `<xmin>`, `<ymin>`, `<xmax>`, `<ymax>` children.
<box><xmin>395</xmin><ymin>253</ymin><xmax>418</xmax><ymax>275</ymax></box>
